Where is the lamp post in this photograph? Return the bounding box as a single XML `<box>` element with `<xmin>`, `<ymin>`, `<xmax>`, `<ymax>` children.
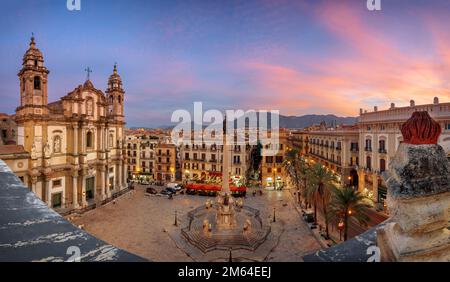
<box><xmin>272</xmin><ymin>207</ymin><xmax>276</xmax><ymax>223</ymax></box>
<box><xmin>174</xmin><ymin>210</ymin><xmax>178</xmax><ymax>226</ymax></box>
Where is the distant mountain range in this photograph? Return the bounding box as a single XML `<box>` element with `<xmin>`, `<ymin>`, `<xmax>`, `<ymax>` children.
<box><xmin>278</xmin><ymin>114</ymin><xmax>357</xmax><ymax>129</ymax></box>
<box><xmin>132</xmin><ymin>114</ymin><xmax>357</xmax><ymax>130</ymax></box>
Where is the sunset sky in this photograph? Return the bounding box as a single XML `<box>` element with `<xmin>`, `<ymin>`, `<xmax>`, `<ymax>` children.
<box><xmin>1</xmin><ymin>0</ymin><xmax>450</xmax><ymax>127</ymax></box>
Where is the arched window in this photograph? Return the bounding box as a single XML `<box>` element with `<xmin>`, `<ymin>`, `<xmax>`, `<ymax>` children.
<box><xmin>365</xmin><ymin>138</ymin><xmax>372</xmax><ymax>151</ymax></box>
<box><xmin>53</xmin><ymin>135</ymin><xmax>61</xmax><ymax>153</ymax></box>
<box><xmin>109</xmin><ymin>96</ymin><xmax>113</xmax><ymax>104</ymax></box>
<box><xmin>22</xmin><ymin>78</ymin><xmax>26</xmax><ymax>92</ymax></box>
<box><xmin>118</xmin><ymin>95</ymin><xmax>122</xmax><ymax>104</ymax></box>
<box><xmin>366</xmin><ymin>156</ymin><xmax>372</xmax><ymax>170</ymax></box>
<box><xmin>86</xmin><ymin>131</ymin><xmax>93</xmax><ymax>148</ymax></box>
<box><xmin>380</xmin><ymin>159</ymin><xmax>386</xmax><ymax>172</ymax></box>
<box><xmin>379</xmin><ymin>139</ymin><xmax>386</xmax><ymax>153</ymax></box>
<box><xmin>33</xmin><ymin>76</ymin><xmax>41</xmax><ymax>90</ymax></box>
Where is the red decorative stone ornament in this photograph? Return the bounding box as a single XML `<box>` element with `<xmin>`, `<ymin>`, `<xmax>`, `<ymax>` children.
<box><xmin>401</xmin><ymin>111</ymin><xmax>441</xmax><ymax>145</ymax></box>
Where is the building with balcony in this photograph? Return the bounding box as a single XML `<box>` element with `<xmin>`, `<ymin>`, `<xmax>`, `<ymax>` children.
<box><xmin>180</xmin><ymin>139</ymin><xmax>251</xmax><ymax>186</ymax></box>
<box><xmin>261</xmin><ymin>130</ymin><xmax>289</xmax><ymax>189</ymax></box>
<box><xmin>289</xmin><ymin>124</ymin><xmax>360</xmax><ymax>188</ymax></box>
<box><xmin>289</xmin><ymin>97</ymin><xmax>450</xmax><ymax>210</ymax></box>
<box><xmin>357</xmin><ymin>98</ymin><xmax>450</xmax><ymax>208</ymax></box>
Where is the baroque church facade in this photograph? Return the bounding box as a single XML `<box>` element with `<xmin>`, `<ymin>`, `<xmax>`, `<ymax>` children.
<box><xmin>14</xmin><ymin>36</ymin><xmax>127</xmax><ymax>209</ymax></box>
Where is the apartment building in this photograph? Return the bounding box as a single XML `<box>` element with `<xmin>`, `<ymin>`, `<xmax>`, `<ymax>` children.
<box><xmin>357</xmin><ymin>97</ymin><xmax>450</xmax><ymax>207</ymax></box>
<box><xmin>180</xmin><ymin>141</ymin><xmax>251</xmax><ymax>186</ymax></box>
<box><xmin>289</xmin><ymin>125</ymin><xmax>360</xmax><ymax>188</ymax></box>
<box><xmin>289</xmin><ymin>97</ymin><xmax>450</xmax><ymax>209</ymax></box>
<box><xmin>155</xmin><ymin>143</ymin><xmax>177</xmax><ymax>182</ymax></box>
<box><xmin>260</xmin><ymin>130</ymin><xmax>289</xmax><ymax>189</ymax></box>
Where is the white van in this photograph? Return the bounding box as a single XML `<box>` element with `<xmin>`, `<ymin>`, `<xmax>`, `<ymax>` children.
<box><xmin>166</xmin><ymin>182</ymin><xmax>182</xmax><ymax>191</ymax></box>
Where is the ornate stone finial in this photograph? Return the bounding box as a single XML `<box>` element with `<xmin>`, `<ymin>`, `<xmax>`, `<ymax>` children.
<box><xmin>377</xmin><ymin>110</ymin><xmax>450</xmax><ymax>261</ymax></box>
<box><xmin>30</xmin><ymin>32</ymin><xmax>35</xmax><ymax>46</ymax></box>
<box><xmin>401</xmin><ymin>111</ymin><xmax>441</xmax><ymax>145</ymax></box>
<box><xmin>113</xmin><ymin>62</ymin><xmax>118</xmax><ymax>74</ymax></box>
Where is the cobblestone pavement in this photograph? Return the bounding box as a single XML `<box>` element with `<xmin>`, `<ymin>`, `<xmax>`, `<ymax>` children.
<box><xmin>69</xmin><ymin>185</ymin><xmax>322</xmax><ymax>262</ymax></box>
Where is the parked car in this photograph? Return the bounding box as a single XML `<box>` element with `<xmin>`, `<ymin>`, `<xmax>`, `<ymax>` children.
<box><xmin>166</xmin><ymin>182</ymin><xmax>182</xmax><ymax>191</ymax></box>
<box><xmin>165</xmin><ymin>187</ymin><xmax>177</xmax><ymax>194</ymax></box>
<box><xmin>303</xmin><ymin>210</ymin><xmax>315</xmax><ymax>223</ymax></box>
<box><xmin>146</xmin><ymin>187</ymin><xmax>157</xmax><ymax>194</ymax></box>
<box><xmin>159</xmin><ymin>190</ymin><xmax>173</xmax><ymax>196</ymax></box>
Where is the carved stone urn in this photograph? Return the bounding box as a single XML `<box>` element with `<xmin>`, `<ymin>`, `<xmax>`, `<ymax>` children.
<box><xmin>377</xmin><ymin>111</ymin><xmax>450</xmax><ymax>261</ymax></box>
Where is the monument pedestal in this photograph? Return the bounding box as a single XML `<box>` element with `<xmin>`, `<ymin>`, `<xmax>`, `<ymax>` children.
<box><xmin>377</xmin><ymin>192</ymin><xmax>450</xmax><ymax>262</ymax></box>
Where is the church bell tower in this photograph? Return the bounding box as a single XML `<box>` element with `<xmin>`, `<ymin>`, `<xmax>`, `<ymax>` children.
<box><xmin>16</xmin><ymin>35</ymin><xmax>50</xmax><ymax>118</ymax></box>
<box><xmin>106</xmin><ymin>63</ymin><xmax>125</xmax><ymax>122</ymax></box>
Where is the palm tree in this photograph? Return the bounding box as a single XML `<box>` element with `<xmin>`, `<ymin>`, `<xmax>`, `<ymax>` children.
<box><xmin>283</xmin><ymin>149</ymin><xmax>309</xmax><ymax>206</ymax></box>
<box><xmin>329</xmin><ymin>186</ymin><xmax>373</xmax><ymax>241</ymax></box>
<box><xmin>307</xmin><ymin>163</ymin><xmax>337</xmax><ymax>238</ymax></box>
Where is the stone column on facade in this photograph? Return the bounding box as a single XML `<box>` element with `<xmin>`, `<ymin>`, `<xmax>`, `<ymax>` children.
<box><xmin>44</xmin><ymin>177</ymin><xmax>51</xmax><ymax>207</ymax></box>
<box><xmin>72</xmin><ymin>174</ymin><xmax>79</xmax><ymax>209</ymax></box>
<box><xmin>73</xmin><ymin>125</ymin><xmax>78</xmax><ymax>158</ymax></box>
<box><xmin>81</xmin><ymin>175</ymin><xmax>87</xmax><ymax>207</ymax></box>
<box><xmin>81</xmin><ymin>127</ymin><xmax>86</xmax><ymax>155</ymax></box>
<box><xmin>377</xmin><ymin>111</ymin><xmax>450</xmax><ymax>261</ymax></box>
<box><xmin>118</xmin><ymin>162</ymin><xmax>123</xmax><ymax>190</ymax></box>
<box><xmin>31</xmin><ymin>176</ymin><xmax>37</xmax><ymax>194</ymax></box>
<box><xmin>100</xmin><ymin>167</ymin><xmax>106</xmax><ymax>200</ymax></box>
<box><xmin>123</xmin><ymin>159</ymin><xmax>127</xmax><ymax>188</ymax></box>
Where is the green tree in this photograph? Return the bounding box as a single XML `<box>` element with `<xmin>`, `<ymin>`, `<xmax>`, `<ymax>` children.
<box><xmin>249</xmin><ymin>141</ymin><xmax>263</xmax><ymax>181</ymax></box>
<box><xmin>307</xmin><ymin>163</ymin><xmax>337</xmax><ymax>239</ymax></box>
<box><xmin>329</xmin><ymin>186</ymin><xmax>373</xmax><ymax>241</ymax></box>
<box><xmin>283</xmin><ymin>149</ymin><xmax>309</xmax><ymax>206</ymax></box>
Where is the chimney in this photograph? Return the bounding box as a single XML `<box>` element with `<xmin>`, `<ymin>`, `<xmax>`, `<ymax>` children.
<box><xmin>433</xmin><ymin>97</ymin><xmax>439</xmax><ymax>105</ymax></box>
<box><xmin>390</xmin><ymin>103</ymin><xmax>395</xmax><ymax>109</ymax></box>
<box><xmin>410</xmin><ymin>100</ymin><xmax>415</xmax><ymax>107</ymax></box>
<box><xmin>359</xmin><ymin>108</ymin><xmax>363</xmax><ymax>115</ymax></box>
<box><xmin>374</xmin><ymin>106</ymin><xmax>378</xmax><ymax>112</ymax></box>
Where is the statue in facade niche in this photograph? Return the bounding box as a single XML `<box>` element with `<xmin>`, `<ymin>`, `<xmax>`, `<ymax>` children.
<box><xmin>53</xmin><ymin>136</ymin><xmax>61</xmax><ymax>153</ymax></box>
<box><xmin>44</xmin><ymin>141</ymin><xmax>51</xmax><ymax>158</ymax></box>
<box><xmin>30</xmin><ymin>143</ymin><xmax>37</xmax><ymax>159</ymax></box>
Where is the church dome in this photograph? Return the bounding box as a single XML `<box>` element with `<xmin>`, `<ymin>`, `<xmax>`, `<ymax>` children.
<box><xmin>107</xmin><ymin>63</ymin><xmax>124</xmax><ymax>92</ymax></box>
<box><xmin>22</xmin><ymin>35</ymin><xmax>44</xmax><ymax>63</ymax></box>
